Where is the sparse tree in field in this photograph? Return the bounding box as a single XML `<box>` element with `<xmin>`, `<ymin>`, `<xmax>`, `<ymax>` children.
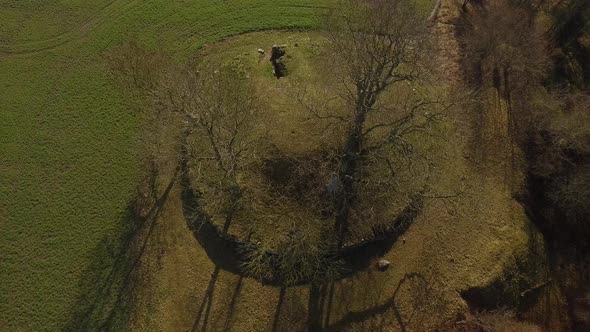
<box><xmin>107</xmin><ymin>41</ymin><xmax>343</xmax><ymax>285</ymax></box>
<box><xmin>315</xmin><ymin>0</ymin><xmax>447</xmax><ymax>246</ymax></box>
<box><xmin>240</xmin><ymin>0</ymin><xmax>452</xmax><ymax>279</ymax></box>
<box><xmin>174</xmin><ymin>67</ymin><xmax>262</xmax><ymax>231</ymax></box>
<box><xmin>107</xmin><ymin>42</ymin><xmax>262</xmax><ymax>231</ymax></box>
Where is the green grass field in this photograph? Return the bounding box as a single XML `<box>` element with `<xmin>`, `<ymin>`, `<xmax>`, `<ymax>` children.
<box><xmin>0</xmin><ymin>1</ymin><xmax>327</xmax><ymax>330</ymax></box>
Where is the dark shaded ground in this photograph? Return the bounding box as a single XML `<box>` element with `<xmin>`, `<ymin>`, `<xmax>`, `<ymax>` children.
<box><xmin>63</xmin><ymin>172</ymin><xmax>178</xmax><ymax>331</ymax></box>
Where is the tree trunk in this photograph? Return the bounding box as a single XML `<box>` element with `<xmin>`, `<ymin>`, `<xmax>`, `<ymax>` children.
<box><xmin>334</xmin><ymin>109</ymin><xmax>367</xmax><ymax>247</ymax></box>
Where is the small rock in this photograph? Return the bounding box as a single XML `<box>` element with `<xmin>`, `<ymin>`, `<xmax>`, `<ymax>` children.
<box><xmin>377</xmin><ymin>259</ymin><xmax>391</xmax><ymax>271</ymax></box>
<box><xmin>294</xmin><ymin>42</ymin><xmax>299</xmax><ymax>47</ymax></box>
<box><xmin>257</xmin><ymin>48</ymin><xmax>265</xmax><ymax>54</ymax></box>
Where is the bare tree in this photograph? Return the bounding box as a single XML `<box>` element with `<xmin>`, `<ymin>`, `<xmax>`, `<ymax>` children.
<box><xmin>108</xmin><ymin>42</ymin><xmax>262</xmax><ymax>232</ymax></box>
<box><xmin>108</xmin><ymin>42</ymin><xmax>345</xmax><ymax>285</ymax></box>
<box><xmin>107</xmin><ymin>42</ymin><xmax>185</xmax><ymax>215</ymax></box>
<box><xmin>319</xmin><ymin>0</ymin><xmax>445</xmax><ymax>246</ymax></box>
<box><xmin>179</xmin><ymin>68</ymin><xmax>262</xmax><ymax>231</ymax></box>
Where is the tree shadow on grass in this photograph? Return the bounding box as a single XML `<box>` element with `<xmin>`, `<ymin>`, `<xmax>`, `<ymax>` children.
<box><xmin>302</xmin><ymin>272</ymin><xmax>430</xmax><ymax>332</ymax></box>
<box><xmin>271</xmin><ymin>287</ymin><xmax>287</xmax><ymax>332</ymax></box>
<box><xmin>308</xmin><ymin>283</ymin><xmax>324</xmax><ymax>331</ymax></box>
<box><xmin>223</xmin><ymin>275</ymin><xmax>244</xmax><ymax>332</ymax></box>
<box><xmin>62</xmin><ymin>172</ymin><xmax>178</xmax><ymax>331</ymax></box>
<box><xmin>270</xmin><ymin>286</ymin><xmax>308</xmax><ymax>332</ymax></box>
<box><xmin>188</xmin><ymin>173</ymin><xmax>243</xmax><ymax>332</ymax></box>
<box><xmin>190</xmin><ymin>267</ymin><xmax>247</xmax><ymax>332</ymax></box>
<box><xmin>191</xmin><ymin>266</ymin><xmax>221</xmax><ymax>332</ymax></box>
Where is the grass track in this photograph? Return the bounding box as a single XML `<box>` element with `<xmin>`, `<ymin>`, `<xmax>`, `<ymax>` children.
<box><xmin>0</xmin><ymin>1</ymin><xmax>326</xmax><ymax>330</ymax></box>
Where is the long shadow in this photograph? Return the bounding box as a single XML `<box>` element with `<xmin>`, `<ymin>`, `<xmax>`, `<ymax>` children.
<box><xmin>223</xmin><ymin>275</ymin><xmax>244</xmax><ymax>332</ymax></box>
<box><xmin>322</xmin><ymin>282</ymin><xmax>336</xmax><ymax>328</ymax></box>
<box><xmin>192</xmin><ymin>266</ymin><xmax>221</xmax><ymax>332</ymax></box>
<box><xmin>323</xmin><ymin>273</ymin><xmax>427</xmax><ymax>332</ymax></box>
<box><xmin>271</xmin><ymin>287</ymin><xmax>287</xmax><ymax>332</ymax></box>
<box><xmin>307</xmin><ymin>283</ymin><xmax>324</xmax><ymax>331</ymax></box>
<box><xmin>63</xmin><ymin>169</ymin><xmax>179</xmax><ymax>331</ymax></box>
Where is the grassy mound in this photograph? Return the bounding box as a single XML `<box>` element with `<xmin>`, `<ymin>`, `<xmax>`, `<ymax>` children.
<box><xmin>188</xmin><ymin>30</ymin><xmax>435</xmax><ymax>250</ymax></box>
